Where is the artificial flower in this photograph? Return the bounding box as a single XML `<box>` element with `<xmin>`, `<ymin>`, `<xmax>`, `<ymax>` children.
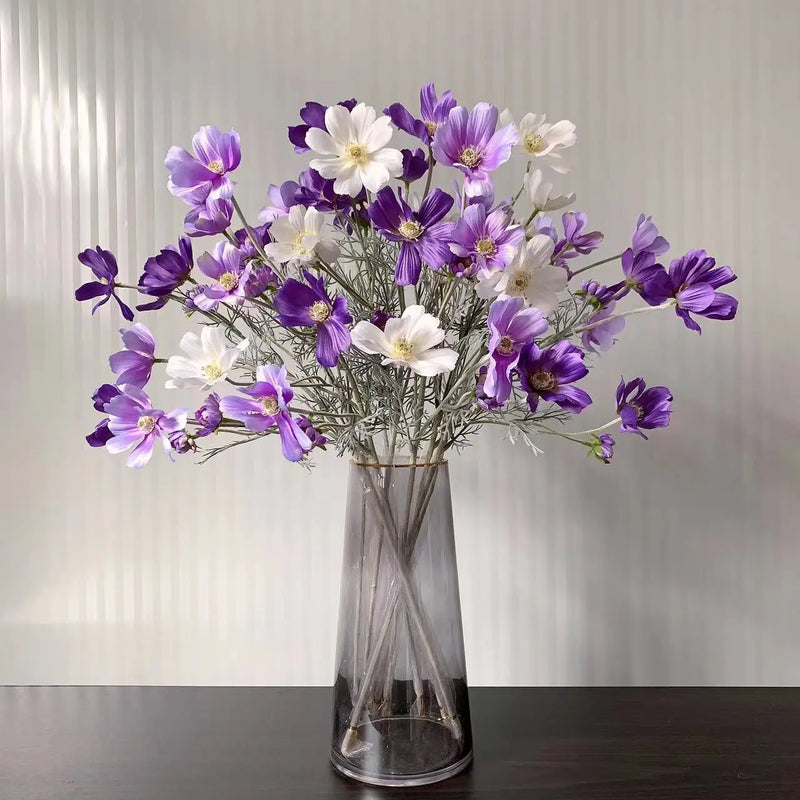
<box><xmin>183</xmin><ymin>197</ymin><xmax>234</xmax><ymax>238</ymax></box>
<box><xmin>258</xmin><ymin>180</ymin><xmax>301</xmax><ymax>223</ymax></box>
<box><xmin>137</xmin><ymin>236</ymin><xmax>193</xmax><ymax>311</ymax></box>
<box><xmin>616</xmin><ymin>378</ymin><xmax>673</xmax><ymax>438</ymax></box>
<box><xmin>474</xmin><ymin>366</ymin><xmax>504</xmax><ymax>411</ymax></box>
<box><xmin>194</xmin><ymin>393</ymin><xmax>222</xmax><ymax>437</ymax></box>
<box><xmin>86</xmin><ymin>384</ymin><xmax>121</xmax><ymax>448</ymax></box>
<box><xmin>385</xmin><ymin>82</ymin><xmax>457</xmax><ymax>145</ymax></box>
<box><xmin>501</xmin><ymin>111</ymin><xmax>576</xmax><ymax>173</ymax></box>
<box><xmin>165</xmin><ymin>326</ymin><xmax>249</xmax><ymax>391</ymax></box>
<box><xmin>263</xmin><ymin>205</ymin><xmax>340</xmax><ymax>265</ymax></box>
<box><xmin>109</xmin><ymin>324</ymin><xmax>156</xmax><ymax>388</ymax></box>
<box><xmin>620</xmin><ymin>248</ymin><xmax>672</xmax><ymax>306</ymax></box>
<box><xmin>351</xmin><ymin>305</ymin><xmax>458</xmax><ymax>376</ymax></box>
<box><xmin>194</xmin><ymin>242</ymin><xmax>252</xmax><ymax>310</ymax></box>
<box><xmin>297</xmin><ymin>416</ymin><xmax>327</xmax><ymax>451</ymax></box>
<box><xmin>288</xmin><ymin>98</ymin><xmax>357</xmax><ymax>154</ymax></box>
<box><xmin>581</xmin><ymin>301</ymin><xmax>626</xmax><ymax>354</ymax></box>
<box><xmin>75</xmin><ymin>246</ymin><xmax>134</xmax><ymax>321</ymax></box>
<box><xmin>449</xmin><ymin>203</ymin><xmax>524</xmax><ymax>274</ymax></box>
<box><xmin>554</xmin><ymin>212</ymin><xmax>604</xmax><ymax>263</ymax></box>
<box><xmin>168</xmin><ymin>431</ymin><xmax>196</xmax><ymax>454</ymax></box>
<box><xmin>631</xmin><ymin>214</ymin><xmax>669</xmax><ymax>258</ymax></box>
<box><xmin>525</xmin><ymin>168</ymin><xmax>575</xmax><ymax>214</ymax></box>
<box><xmin>400</xmin><ymin>148</ymin><xmax>429</xmax><ymax>183</ymax></box>
<box><xmin>589</xmin><ymin>434</ymin><xmax>615</xmax><ymax>464</ymax></box>
<box><xmin>517</xmin><ymin>341</ymin><xmax>592</xmax><ymax>413</ymax></box>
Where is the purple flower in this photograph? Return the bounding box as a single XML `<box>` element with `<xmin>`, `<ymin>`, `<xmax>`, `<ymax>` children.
<box><xmin>165</xmin><ymin>126</ymin><xmax>241</xmax><ymax>206</ymax></box>
<box><xmin>109</xmin><ymin>324</ymin><xmax>156</xmax><ymax>388</ymax></box>
<box><xmin>294</xmin><ymin>168</ymin><xmax>366</xmax><ymax>215</ymax></box>
<box><xmin>475</xmin><ymin>366</ymin><xmax>504</xmax><ymax>411</ymax></box>
<box><xmin>297</xmin><ymin>416</ymin><xmax>327</xmax><ymax>451</ymax></box>
<box><xmin>219</xmin><ymin>364</ymin><xmax>312</xmax><ymax>462</ymax></box>
<box><xmin>554</xmin><ymin>212</ymin><xmax>604</xmax><ymax>264</ymax></box>
<box><xmin>274</xmin><ymin>270</ymin><xmax>352</xmax><ymax>367</ymax></box>
<box><xmin>194</xmin><ymin>242</ymin><xmax>252</xmax><ymax>310</ymax></box>
<box><xmin>449</xmin><ymin>203</ymin><xmax>524</xmax><ymax>274</ymax></box>
<box><xmin>484</xmin><ymin>297</ymin><xmax>548</xmax><ymax>404</ymax></box>
<box><xmin>589</xmin><ymin>434</ymin><xmax>615</xmax><ymax>464</ymax></box>
<box><xmin>620</xmin><ymin>248</ymin><xmax>672</xmax><ymax>306</ymax></box>
<box><xmin>370</xmin><ymin>310</ymin><xmax>391</xmax><ymax>330</ymax></box>
<box><xmin>517</xmin><ymin>341</ymin><xmax>592</xmax><ymax>414</ymax></box>
<box><xmin>86</xmin><ymin>419</ymin><xmax>114</xmax><ymax>448</ymax></box>
<box><xmin>400</xmin><ymin>148</ymin><xmax>429</xmax><ymax>183</ymax></box>
<box><xmin>137</xmin><ymin>237</ymin><xmax>193</xmax><ymax>311</ymax></box>
<box><xmin>581</xmin><ymin>301</ymin><xmax>626</xmax><ymax>354</ymax></box>
<box><xmin>75</xmin><ymin>246</ymin><xmax>134</xmax><ymax>321</ymax></box>
<box><xmin>92</xmin><ymin>383</ymin><xmax>121</xmax><ymax>412</ymax></box>
<box><xmin>616</xmin><ymin>377</ymin><xmax>673</xmax><ymax>438</ymax></box>
<box><xmin>385</xmin><ymin>82</ymin><xmax>457</xmax><ymax>145</ymax></box>
<box><xmin>86</xmin><ymin>383</ymin><xmax>122</xmax><ymax>447</ymax></box>
<box><xmin>168</xmin><ymin>430</ymin><xmax>196</xmax><ymax>454</ymax></box>
<box><xmin>432</xmin><ymin>103</ymin><xmax>519</xmax><ymax>196</ymax></box>
<box><xmin>104</xmin><ymin>385</ymin><xmax>187</xmax><ymax>468</ymax></box>
<box><xmin>667</xmin><ymin>249</ymin><xmax>738</xmax><ymax>333</ymax></box>
<box><xmin>194</xmin><ymin>393</ymin><xmax>223</xmax><ymax>437</ymax></box>
<box><xmin>183</xmin><ymin>197</ymin><xmax>234</xmax><ymax>238</ymax></box>
<box><xmin>531</xmin><ymin>214</ymin><xmax>558</xmax><ymax>243</ymax></box>
<box><xmin>631</xmin><ymin>214</ymin><xmax>669</xmax><ymax>258</ymax></box>
<box><xmin>368</xmin><ymin>187</ymin><xmax>455</xmax><ymax>285</ymax></box>
<box><xmin>258</xmin><ymin>180</ymin><xmax>301</xmax><ymax>223</ymax></box>
<box><xmin>288</xmin><ymin>98</ymin><xmax>357</xmax><ymax>153</ymax></box>
<box><xmin>183</xmin><ymin>286</ymin><xmax>203</xmax><ymax>313</ymax></box>
<box><xmin>578</xmin><ymin>280</ymin><xmax>620</xmax><ymax>309</ymax></box>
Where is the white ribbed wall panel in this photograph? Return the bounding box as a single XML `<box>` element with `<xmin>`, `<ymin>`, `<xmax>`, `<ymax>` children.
<box><xmin>1</xmin><ymin>0</ymin><xmax>798</xmax><ymax>685</ymax></box>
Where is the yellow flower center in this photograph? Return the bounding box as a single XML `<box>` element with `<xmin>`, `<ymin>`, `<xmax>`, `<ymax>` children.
<box><xmin>391</xmin><ymin>338</ymin><xmax>415</xmax><ymax>361</ymax></box>
<box><xmin>201</xmin><ymin>361</ymin><xmax>224</xmax><ymax>381</ymax></box>
<box><xmin>218</xmin><ymin>272</ymin><xmax>239</xmax><ymax>291</ymax></box>
<box><xmin>497</xmin><ymin>335</ymin><xmax>515</xmax><ymax>355</ymax></box>
<box><xmin>424</xmin><ymin>120</ymin><xmax>438</xmax><ymax>138</ymax></box>
<box><xmin>292</xmin><ymin>232</ymin><xmax>310</xmax><ymax>255</ymax></box>
<box><xmin>137</xmin><ymin>415</ymin><xmax>156</xmax><ymax>433</ymax></box>
<box><xmin>398</xmin><ymin>220</ymin><xmax>424</xmax><ymax>240</ymax></box>
<box><xmin>508</xmin><ymin>271</ymin><xmax>531</xmax><ymax>294</ymax></box>
<box><xmin>523</xmin><ymin>133</ymin><xmax>544</xmax><ymax>153</ymax></box>
<box><xmin>206</xmin><ymin>159</ymin><xmax>224</xmax><ymax>174</ymax></box>
<box><xmin>459</xmin><ymin>146</ymin><xmax>481</xmax><ymax>168</ymax></box>
<box><xmin>261</xmin><ymin>396</ymin><xmax>280</xmax><ymax>416</ymax></box>
<box><xmin>475</xmin><ymin>237</ymin><xmax>496</xmax><ymax>257</ymax></box>
<box><xmin>345</xmin><ymin>142</ymin><xmax>368</xmax><ymax>164</ymax></box>
<box><xmin>309</xmin><ymin>301</ymin><xmax>332</xmax><ymax>323</ymax></box>
<box><xmin>529</xmin><ymin>371</ymin><xmax>555</xmax><ymax>391</ymax></box>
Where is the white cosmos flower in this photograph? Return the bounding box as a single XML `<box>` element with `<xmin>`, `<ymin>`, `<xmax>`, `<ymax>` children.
<box><xmin>350</xmin><ymin>305</ymin><xmax>458</xmax><ymax>377</ymax></box>
<box><xmin>525</xmin><ymin>169</ymin><xmax>575</xmax><ymax>215</ymax></box>
<box><xmin>263</xmin><ymin>205</ymin><xmax>339</xmax><ymax>265</ymax></box>
<box><xmin>306</xmin><ymin>103</ymin><xmax>403</xmax><ymax>196</ymax></box>
<box><xmin>476</xmin><ymin>234</ymin><xmax>566</xmax><ymax>314</ymax></box>
<box><xmin>165</xmin><ymin>326</ymin><xmax>249</xmax><ymax>391</ymax></box>
<box><xmin>499</xmin><ymin>110</ymin><xmax>576</xmax><ymax>173</ymax></box>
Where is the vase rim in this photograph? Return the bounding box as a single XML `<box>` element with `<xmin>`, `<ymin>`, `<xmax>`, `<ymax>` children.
<box><xmin>351</xmin><ymin>456</ymin><xmax>447</xmax><ymax>468</ymax></box>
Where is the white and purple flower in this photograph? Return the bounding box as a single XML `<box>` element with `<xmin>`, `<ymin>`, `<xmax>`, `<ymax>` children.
<box><xmin>165</xmin><ymin>326</ymin><xmax>249</xmax><ymax>391</ymax></box>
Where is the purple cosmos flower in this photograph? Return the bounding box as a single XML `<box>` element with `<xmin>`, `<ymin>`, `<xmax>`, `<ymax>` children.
<box><xmin>194</xmin><ymin>242</ymin><xmax>252</xmax><ymax>310</ymax></box>
<box><xmin>616</xmin><ymin>377</ymin><xmax>673</xmax><ymax>438</ymax></box>
<box><xmin>517</xmin><ymin>341</ymin><xmax>592</xmax><ymax>413</ymax></box>
<box><xmin>620</xmin><ymin>248</ymin><xmax>672</xmax><ymax>306</ymax></box>
<box><xmin>297</xmin><ymin>416</ymin><xmax>327</xmax><ymax>451</ymax></box>
<box><xmin>258</xmin><ymin>180</ymin><xmax>301</xmax><ymax>223</ymax></box>
<box><xmin>400</xmin><ymin>148</ymin><xmax>429</xmax><ymax>183</ymax></box>
<box><xmin>449</xmin><ymin>203</ymin><xmax>524</xmax><ymax>274</ymax></box>
<box><xmin>219</xmin><ymin>364</ymin><xmax>312</xmax><ymax>462</ymax></box>
<box><xmin>578</xmin><ymin>280</ymin><xmax>620</xmax><ymax>309</ymax></box>
<box><xmin>183</xmin><ymin>197</ymin><xmax>234</xmax><ymax>238</ymax></box>
<box><xmin>75</xmin><ymin>246</ymin><xmax>134</xmax><ymax>321</ymax></box>
<box><xmin>165</xmin><ymin>126</ymin><xmax>241</xmax><ymax>206</ymax></box>
<box><xmin>168</xmin><ymin>431</ymin><xmax>196</xmax><ymax>454</ymax></box>
<box><xmin>194</xmin><ymin>393</ymin><xmax>222</xmax><ymax>438</ymax></box>
<box><xmin>632</xmin><ymin>214</ymin><xmax>669</xmax><ymax>258</ymax></box>
<box><xmin>581</xmin><ymin>301</ymin><xmax>626</xmax><ymax>354</ymax></box>
<box><xmin>484</xmin><ymin>297</ymin><xmax>548</xmax><ymax>404</ymax></box>
<box><xmin>136</xmin><ymin>236</ymin><xmax>193</xmax><ymax>311</ymax></box>
<box><xmin>433</xmin><ymin>103</ymin><xmax>519</xmax><ymax>196</ymax></box>
<box><xmin>531</xmin><ymin>213</ymin><xmax>558</xmax><ymax>243</ymax></box>
<box><xmin>370</xmin><ymin>310</ymin><xmax>391</xmax><ymax>330</ymax></box>
<box><xmin>667</xmin><ymin>249</ymin><xmax>738</xmax><ymax>333</ymax></box>
<box><xmin>293</xmin><ymin>168</ymin><xmax>366</xmax><ymax>215</ymax></box>
<box><xmin>589</xmin><ymin>434</ymin><xmax>615</xmax><ymax>464</ymax></box>
<box><xmin>288</xmin><ymin>98</ymin><xmax>357</xmax><ymax>154</ymax></box>
<box><xmin>104</xmin><ymin>385</ymin><xmax>187</xmax><ymax>468</ymax></box>
<box><xmin>86</xmin><ymin>383</ymin><xmax>122</xmax><ymax>448</ymax></box>
<box><xmin>109</xmin><ymin>324</ymin><xmax>156</xmax><ymax>388</ymax></box>
<box><xmin>274</xmin><ymin>270</ymin><xmax>352</xmax><ymax>367</ymax></box>
<box><xmin>385</xmin><ymin>82</ymin><xmax>457</xmax><ymax>145</ymax></box>
<box><xmin>92</xmin><ymin>383</ymin><xmax>121</xmax><ymax>411</ymax></box>
<box><xmin>475</xmin><ymin>366</ymin><xmax>504</xmax><ymax>411</ymax></box>
<box><xmin>553</xmin><ymin>212</ymin><xmax>604</xmax><ymax>265</ymax></box>
<box><xmin>86</xmin><ymin>419</ymin><xmax>114</xmax><ymax>448</ymax></box>
<box><xmin>368</xmin><ymin>187</ymin><xmax>455</xmax><ymax>285</ymax></box>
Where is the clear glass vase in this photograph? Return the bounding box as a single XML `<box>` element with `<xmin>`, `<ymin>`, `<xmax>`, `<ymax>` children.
<box><xmin>330</xmin><ymin>458</ymin><xmax>472</xmax><ymax>787</ymax></box>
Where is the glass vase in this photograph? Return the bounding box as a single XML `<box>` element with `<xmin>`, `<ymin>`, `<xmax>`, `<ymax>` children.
<box><xmin>330</xmin><ymin>458</ymin><xmax>472</xmax><ymax>787</ymax></box>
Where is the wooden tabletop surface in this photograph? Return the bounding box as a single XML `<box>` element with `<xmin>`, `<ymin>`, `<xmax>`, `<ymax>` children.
<box><xmin>2</xmin><ymin>687</ymin><xmax>799</xmax><ymax>799</ymax></box>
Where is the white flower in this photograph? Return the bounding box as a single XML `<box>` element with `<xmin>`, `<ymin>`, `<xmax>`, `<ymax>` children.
<box><xmin>263</xmin><ymin>205</ymin><xmax>339</xmax><ymax>265</ymax></box>
<box><xmin>500</xmin><ymin>110</ymin><xmax>576</xmax><ymax>173</ymax></box>
<box><xmin>476</xmin><ymin>234</ymin><xmax>566</xmax><ymax>314</ymax></box>
<box><xmin>306</xmin><ymin>103</ymin><xmax>403</xmax><ymax>196</ymax></box>
<box><xmin>350</xmin><ymin>305</ymin><xmax>458</xmax><ymax>377</ymax></box>
<box><xmin>165</xmin><ymin>326</ymin><xmax>249</xmax><ymax>391</ymax></box>
<box><xmin>525</xmin><ymin>169</ymin><xmax>575</xmax><ymax>215</ymax></box>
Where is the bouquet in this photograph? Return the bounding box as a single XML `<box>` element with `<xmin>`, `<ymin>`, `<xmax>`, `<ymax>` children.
<box><xmin>76</xmin><ymin>83</ymin><xmax>738</xmax><ymax>469</ymax></box>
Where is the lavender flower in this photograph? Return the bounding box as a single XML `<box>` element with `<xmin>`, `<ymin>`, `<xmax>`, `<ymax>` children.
<box><xmin>578</xmin><ymin>280</ymin><xmax>620</xmax><ymax>309</ymax></box>
<box><xmin>109</xmin><ymin>324</ymin><xmax>156</xmax><ymax>388</ymax></box>
<box><xmin>667</xmin><ymin>249</ymin><xmax>738</xmax><ymax>333</ymax></box>
<box><xmin>168</xmin><ymin>431</ymin><xmax>196</xmax><ymax>455</ymax></box>
<box><xmin>274</xmin><ymin>270</ymin><xmax>352</xmax><ymax>367</ymax></box>
<box><xmin>288</xmin><ymin>98</ymin><xmax>357</xmax><ymax>153</ymax></box>
<box><xmin>165</xmin><ymin>126</ymin><xmax>241</xmax><ymax>206</ymax></box>
<box><xmin>137</xmin><ymin>237</ymin><xmax>193</xmax><ymax>311</ymax></box>
<box><xmin>631</xmin><ymin>214</ymin><xmax>669</xmax><ymax>258</ymax></box>
<box><xmin>484</xmin><ymin>297</ymin><xmax>548</xmax><ymax>404</ymax></box>
<box><xmin>258</xmin><ymin>180</ymin><xmax>301</xmax><ymax>223</ymax></box>
<box><xmin>433</xmin><ymin>103</ymin><xmax>518</xmax><ymax>196</ymax></box>
<box><xmin>75</xmin><ymin>246</ymin><xmax>134</xmax><ymax>321</ymax></box>
<box><xmin>400</xmin><ymin>148</ymin><xmax>429</xmax><ymax>183</ymax></box>
<box><xmin>219</xmin><ymin>365</ymin><xmax>312</xmax><ymax>462</ymax></box>
<box><xmin>385</xmin><ymin>82</ymin><xmax>457</xmax><ymax>145</ymax></box>
<box><xmin>517</xmin><ymin>341</ymin><xmax>592</xmax><ymax>413</ymax></box>
<box><xmin>194</xmin><ymin>393</ymin><xmax>222</xmax><ymax>437</ymax></box>
<box><xmin>86</xmin><ymin>419</ymin><xmax>114</xmax><ymax>448</ymax></box>
<box><xmin>297</xmin><ymin>416</ymin><xmax>327</xmax><ymax>451</ymax></box>
<box><xmin>183</xmin><ymin>197</ymin><xmax>234</xmax><ymax>238</ymax></box>
<box><xmin>104</xmin><ymin>385</ymin><xmax>187</xmax><ymax>468</ymax></box>
<box><xmin>589</xmin><ymin>434</ymin><xmax>615</xmax><ymax>464</ymax></box>
<box><xmin>294</xmin><ymin>168</ymin><xmax>365</xmax><ymax>214</ymax></box>
<box><xmin>554</xmin><ymin>212</ymin><xmax>604</xmax><ymax>265</ymax></box>
<box><xmin>370</xmin><ymin>310</ymin><xmax>391</xmax><ymax>330</ymax></box>
<box><xmin>86</xmin><ymin>384</ymin><xmax>121</xmax><ymax>448</ymax></box>
<box><xmin>475</xmin><ymin>366</ymin><xmax>504</xmax><ymax>411</ymax></box>
<box><xmin>194</xmin><ymin>242</ymin><xmax>252</xmax><ymax>310</ymax></box>
<box><xmin>620</xmin><ymin>248</ymin><xmax>672</xmax><ymax>306</ymax></box>
<box><xmin>616</xmin><ymin>377</ymin><xmax>673</xmax><ymax>438</ymax></box>
<box><xmin>581</xmin><ymin>301</ymin><xmax>625</xmax><ymax>354</ymax></box>
<box><xmin>369</xmin><ymin>187</ymin><xmax>455</xmax><ymax>285</ymax></box>
<box><xmin>449</xmin><ymin>204</ymin><xmax>524</xmax><ymax>274</ymax></box>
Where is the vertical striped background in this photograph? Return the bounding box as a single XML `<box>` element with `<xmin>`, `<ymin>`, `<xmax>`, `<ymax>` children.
<box><xmin>1</xmin><ymin>0</ymin><xmax>798</xmax><ymax>685</ymax></box>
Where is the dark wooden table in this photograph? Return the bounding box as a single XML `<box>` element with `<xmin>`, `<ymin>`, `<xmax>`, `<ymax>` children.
<box><xmin>2</xmin><ymin>687</ymin><xmax>799</xmax><ymax>799</ymax></box>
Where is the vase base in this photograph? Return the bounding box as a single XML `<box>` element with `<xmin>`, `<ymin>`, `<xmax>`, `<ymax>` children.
<box><xmin>330</xmin><ymin>715</ymin><xmax>473</xmax><ymax>787</ymax></box>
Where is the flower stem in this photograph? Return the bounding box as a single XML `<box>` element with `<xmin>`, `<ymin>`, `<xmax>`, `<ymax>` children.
<box><xmin>575</xmin><ymin>299</ymin><xmax>675</xmax><ymax>333</ymax></box>
<box><xmin>569</xmin><ymin>252</ymin><xmax>624</xmax><ymax>279</ymax></box>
